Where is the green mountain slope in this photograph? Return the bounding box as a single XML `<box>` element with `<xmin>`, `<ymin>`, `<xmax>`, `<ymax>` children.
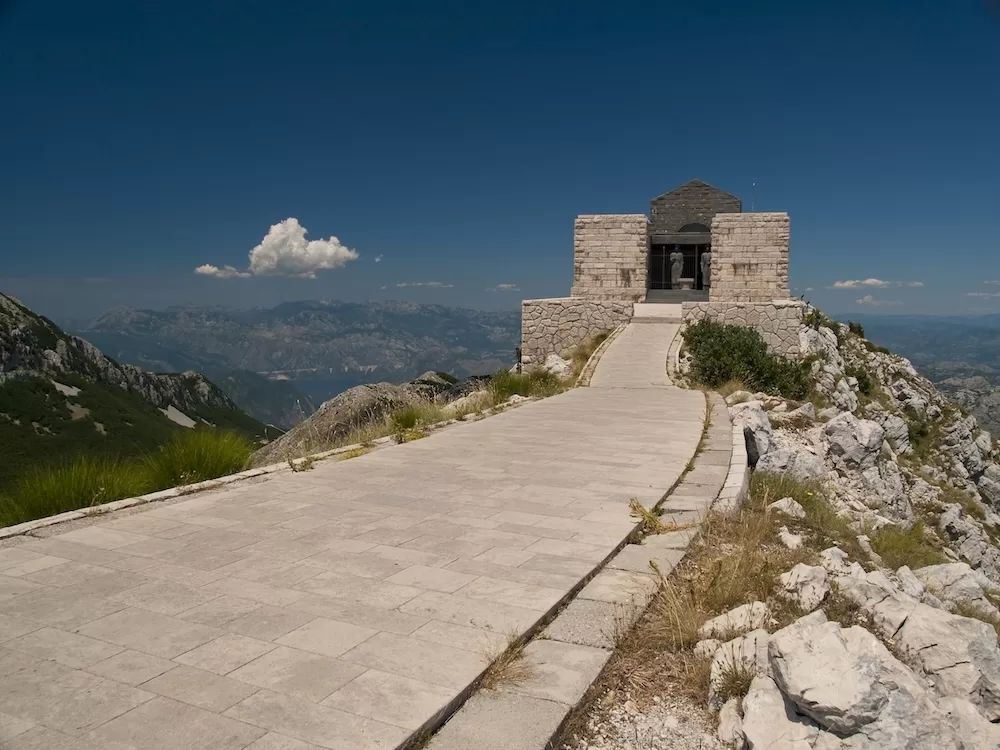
<box><xmin>0</xmin><ymin>293</ymin><xmax>280</xmax><ymax>491</ymax></box>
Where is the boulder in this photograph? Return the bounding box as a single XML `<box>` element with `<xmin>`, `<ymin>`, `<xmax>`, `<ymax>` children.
<box><xmin>251</xmin><ymin>382</ymin><xmax>425</xmax><ymax>466</ymax></box>
<box><xmin>912</xmin><ymin>563</ymin><xmax>1000</xmax><ymax>620</ymax></box>
<box><xmin>938</xmin><ymin>504</ymin><xmax>1000</xmax><ymax>582</ymax></box>
<box><xmin>730</xmin><ymin>401</ymin><xmax>774</xmax><ymax>467</ymax></box>
<box><xmin>769</xmin><ymin>497</ymin><xmax>806</xmax><ymax>519</ymax></box>
<box><xmin>888</xmin><ymin>379</ymin><xmax>930</xmax><ymax>420</ymax></box>
<box><xmin>699</xmin><ymin>602</ymin><xmax>772</xmax><ymax>640</ymax></box>
<box><xmin>717</xmin><ymin>697</ymin><xmax>745</xmax><ymax>749</ymax></box>
<box><xmin>873</xmin><ymin>412</ymin><xmax>911</xmax><ymax>455</ymax></box>
<box><xmin>769</xmin><ymin>611</ymin><xmax>890</xmax><ymax>734</ymax></box>
<box><xmin>779</xmin><ymin>527</ymin><xmax>804</xmax><ymax>550</ymax></box>
<box><xmin>833</xmin><ymin>377</ymin><xmax>859</xmax><ymax>413</ymax></box>
<box><xmin>779</xmin><ymin>564</ymin><xmax>830</xmax><ymax>611</ymax></box>
<box><xmin>756</xmin><ymin>449</ymin><xmax>826</xmax><ymax>481</ymax></box>
<box><xmin>741</xmin><ymin>675</ymin><xmax>820</xmax><ymax>749</ymax></box>
<box><xmin>822</xmin><ymin>413</ymin><xmax>885</xmax><ymax>471</ymax></box>
<box><xmin>542</xmin><ymin>353</ymin><xmax>572</xmax><ymax>378</ymax></box>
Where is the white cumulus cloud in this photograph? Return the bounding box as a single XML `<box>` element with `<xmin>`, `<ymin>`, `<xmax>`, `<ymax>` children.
<box><xmin>833</xmin><ymin>278</ymin><xmax>890</xmax><ymax>289</ymax></box>
<box><xmin>488</xmin><ymin>283</ymin><xmax>520</xmax><ymax>292</ymax></box>
<box><xmin>195</xmin><ymin>218</ymin><xmax>359</xmax><ymax>279</ymax></box>
<box><xmin>396</xmin><ymin>281</ymin><xmax>453</xmax><ymax>288</ymax></box>
<box><xmin>967</xmin><ymin>291</ymin><xmax>1000</xmax><ymax>298</ymax></box>
<box><xmin>374</xmin><ymin>254</ymin><xmax>383</xmax><ymax>263</ymax></box>
<box><xmin>856</xmin><ymin>294</ymin><xmax>901</xmax><ymax>307</ymax></box>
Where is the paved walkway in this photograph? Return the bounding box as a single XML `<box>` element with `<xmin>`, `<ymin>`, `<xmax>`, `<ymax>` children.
<box><xmin>0</xmin><ymin>322</ymin><xmax>704</xmax><ymax>750</ymax></box>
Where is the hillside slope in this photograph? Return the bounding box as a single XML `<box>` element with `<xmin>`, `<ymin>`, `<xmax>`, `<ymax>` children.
<box><xmin>0</xmin><ymin>293</ymin><xmax>277</xmax><ymax>489</ymax></box>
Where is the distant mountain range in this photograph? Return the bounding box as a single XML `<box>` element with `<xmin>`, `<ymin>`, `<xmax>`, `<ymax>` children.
<box><xmin>73</xmin><ymin>300</ymin><xmax>521</xmax><ymax>424</ymax></box>
<box><xmin>838</xmin><ymin>313</ymin><xmax>1000</xmax><ymax>436</ymax></box>
<box><xmin>0</xmin><ymin>293</ymin><xmax>276</xmax><ymax>491</ymax></box>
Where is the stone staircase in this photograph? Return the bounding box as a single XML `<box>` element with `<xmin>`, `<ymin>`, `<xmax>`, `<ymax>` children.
<box><xmin>632</xmin><ymin>302</ymin><xmax>682</xmax><ymax>323</ymax></box>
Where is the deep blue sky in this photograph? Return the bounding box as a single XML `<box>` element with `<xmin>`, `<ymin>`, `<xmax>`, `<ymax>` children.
<box><xmin>3</xmin><ymin>0</ymin><xmax>999</xmax><ymax>321</ymax></box>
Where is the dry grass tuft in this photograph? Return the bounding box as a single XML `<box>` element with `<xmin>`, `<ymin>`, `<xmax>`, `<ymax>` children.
<box><xmin>338</xmin><ymin>447</ymin><xmax>369</xmax><ymax>461</ymax></box>
<box><xmin>716</xmin><ymin>379</ymin><xmax>750</xmax><ymax>399</ymax></box>
<box><xmin>480</xmin><ymin>631</ymin><xmax>533</xmax><ymax>690</ymax></box>
<box><xmin>287</xmin><ymin>456</ymin><xmax>315</xmax><ymax>472</ymax></box>
<box><xmin>628</xmin><ymin>499</ymin><xmax>692</xmax><ymax>536</ymax></box>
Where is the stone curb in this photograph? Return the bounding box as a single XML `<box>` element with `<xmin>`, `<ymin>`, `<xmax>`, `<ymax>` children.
<box><xmin>714</xmin><ymin>420</ymin><xmax>750</xmax><ymax>514</ymax></box>
<box><xmin>576</xmin><ymin>323</ymin><xmax>627</xmax><ymax>388</ymax></box>
<box><xmin>0</xmin><ymin>395</ymin><xmax>545</xmax><ymax>541</ymax></box>
<box><xmin>426</xmin><ymin>386</ymin><xmax>739</xmax><ymax>750</ymax></box>
<box><xmin>667</xmin><ymin>324</ymin><xmax>683</xmax><ymax>380</ymax></box>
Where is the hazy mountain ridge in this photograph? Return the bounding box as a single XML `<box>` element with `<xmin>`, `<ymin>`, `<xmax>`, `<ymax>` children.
<box><xmin>79</xmin><ymin>299</ymin><xmax>521</xmax><ymax>407</ymax></box>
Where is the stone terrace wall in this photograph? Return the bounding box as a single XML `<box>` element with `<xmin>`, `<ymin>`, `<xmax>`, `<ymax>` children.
<box><xmin>682</xmin><ymin>300</ymin><xmax>806</xmax><ymax>356</ymax></box>
<box><xmin>570</xmin><ymin>214</ymin><xmax>649</xmax><ymax>302</ymax></box>
<box><xmin>521</xmin><ymin>298</ymin><xmax>633</xmax><ymax>364</ymax></box>
<box><xmin>710</xmin><ymin>213</ymin><xmax>790</xmax><ymax>303</ymax></box>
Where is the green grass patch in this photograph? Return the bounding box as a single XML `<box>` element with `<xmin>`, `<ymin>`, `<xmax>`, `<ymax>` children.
<box><xmin>566</xmin><ymin>331</ymin><xmax>611</xmax><ymax>379</ymax></box>
<box><xmin>0</xmin><ymin>428</ymin><xmax>253</xmax><ymax>528</ymax></box>
<box><xmin>681</xmin><ymin>319</ymin><xmax>811</xmax><ymax>400</ymax></box>
<box><xmin>845</xmin><ymin>364</ymin><xmax>875</xmax><ymax>396</ymax></box>
<box><xmin>869</xmin><ymin>521</ymin><xmax>948</xmax><ymax>570</ymax></box>
<box><xmin>489</xmin><ymin>369</ymin><xmax>563</xmax><ymax>405</ymax></box>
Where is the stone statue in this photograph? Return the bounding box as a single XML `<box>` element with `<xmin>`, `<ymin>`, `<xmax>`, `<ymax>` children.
<box><xmin>701</xmin><ymin>251</ymin><xmax>712</xmax><ymax>288</ymax></box>
<box><xmin>669</xmin><ymin>251</ymin><xmax>683</xmax><ymax>287</ymax></box>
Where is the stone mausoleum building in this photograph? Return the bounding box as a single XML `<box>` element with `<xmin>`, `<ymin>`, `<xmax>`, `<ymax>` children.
<box><xmin>522</xmin><ymin>179</ymin><xmax>804</xmax><ymax>364</ymax></box>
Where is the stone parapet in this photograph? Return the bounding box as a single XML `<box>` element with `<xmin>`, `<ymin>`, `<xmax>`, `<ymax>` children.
<box><xmin>521</xmin><ymin>297</ymin><xmax>633</xmax><ymax>364</ymax></box>
<box><xmin>710</xmin><ymin>213</ymin><xmax>790</xmax><ymax>303</ymax></box>
<box><xmin>570</xmin><ymin>214</ymin><xmax>649</xmax><ymax>302</ymax></box>
<box><xmin>682</xmin><ymin>300</ymin><xmax>805</xmax><ymax>356</ymax></box>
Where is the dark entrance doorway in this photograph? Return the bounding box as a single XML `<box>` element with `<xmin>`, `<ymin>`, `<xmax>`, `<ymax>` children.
<box><xmin>648</xmin><ymin>243</ymin><xmax>710</xmax><ymax>290</ymax></box>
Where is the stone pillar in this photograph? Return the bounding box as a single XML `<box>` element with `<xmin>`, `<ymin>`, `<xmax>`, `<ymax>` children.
<box><xmin>709</xmin><ymin>213</ymin><xmax>790</xmax><ymax>303</ymax></box>
<box><xmin>570</xmin><ymin>214</ymin><xmax>649</xmax><ymax>301</ymax></box>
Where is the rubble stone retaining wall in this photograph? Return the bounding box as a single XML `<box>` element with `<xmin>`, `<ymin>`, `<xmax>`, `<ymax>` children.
<box><xmin>710</xmin><ymin>213</ymin><xmax>790</xmax><ymax>303</ymax></box>
<box><xmin>682</xmin><ymin>300</ymin><xmax>805</xmax><ymax>356</ymax></box>
<box><xmin>521</xmin><ymin>297</ymin><xmax>633</xmax><ymax>364</ymax></box>
<box><xmin>570</xmin><ymin>214</ymin><xmax>649</xmax><ymax>302</ymax></box>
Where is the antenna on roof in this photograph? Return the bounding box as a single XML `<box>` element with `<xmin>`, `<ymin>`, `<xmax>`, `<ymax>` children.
<box><xmin>751</xmin><ymin>179</ymin><xmax>756</xmax><ymax>211</ymax></box>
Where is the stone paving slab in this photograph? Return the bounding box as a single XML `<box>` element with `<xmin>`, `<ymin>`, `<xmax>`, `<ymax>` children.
<box><xmin>0</xmin><ymin>322</ymin><xmax>704</xmax><ymax>749</ymax></box>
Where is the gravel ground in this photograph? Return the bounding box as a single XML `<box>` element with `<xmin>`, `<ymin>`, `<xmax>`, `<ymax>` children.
<box><xmin>561</xmin><ymin>691</ymin><xmax>726</xmax><ymax>750</ymax></box>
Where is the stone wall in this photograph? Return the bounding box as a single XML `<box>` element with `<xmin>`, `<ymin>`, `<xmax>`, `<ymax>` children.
<box><xmin>521</xmin><ymin>297</ymin><xmax>633</xmax><ymax>364</ymax></box>
<box><xmin>682</xmin><ymin>300</ymin><xmax>806</xmax><ymax>356</ymax></box>
<box><xmin>570</xmin><ymin>215</ymin><xmax>649</xmax><ymax>302</ymax></box>
<box><xmin>710</xmin><ymin>213</ymin><xmax>790</xmax><ymax>303</ymax></box>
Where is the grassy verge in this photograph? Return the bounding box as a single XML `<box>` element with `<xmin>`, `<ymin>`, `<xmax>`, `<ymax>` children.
<box><xmin>554</xmin><ymin>470</ymin><xmax>862</xmax><ymax>748</ymax></box>
<box><xmin>0</xmin><ymin>428</ymin><xmax>252</xmax><ymax>528</ymax></box>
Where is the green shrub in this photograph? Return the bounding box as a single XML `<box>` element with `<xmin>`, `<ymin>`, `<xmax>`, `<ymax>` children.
<box><xmin>489</xmin><ymin>369</ymin><xmax>562</xmax><ymax>404</ymax></box>
<box><xmin>142</xmin><ymin>428</ymin><xmax>252</xmax><ymax>489</ymax></box>
<box><xmin>0</xmin><ymin>457</ymin><xmax>152</xmax><ymax>527</ymax></box>
<box><xmin>847</xmin><ymin>321</ymin><xmax>865</xmax><ymax>337</ymax></box>
<box><xmin>681</xmin><ymin>320</ymin><xmax>811</xmax><ymax>400</ymax></box>
<box><xmin>390</xmin><ymin>406</ymin><xmax>421</xmax><ymax>431</ymax></box>
<box><xmin>846</xmin><ymin>364</ymin><xmax>874</xmax><ymax>396</ymax></box>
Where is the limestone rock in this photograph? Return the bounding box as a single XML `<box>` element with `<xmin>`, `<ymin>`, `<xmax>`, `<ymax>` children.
<box><xmin>543</xmin><ymin>353</ymin><xmax>572</xmax><ymax>378</ymax></box>
<box><xmin>779</xmin><ymin>527</ymin><xmax>804</xmax><ymax>550</ymax></box>
<box><xmin>756</xmin><ymin>449</ymin><xmax>826</xmax><ymax>480</ymax></box>
<box><xmin>822</xmin><ymin>413</ymin><xmax>884</xmax><ymax>471</ymax></box>
<box><xmin>699</xmin><ymin>602</ymin><xmax>772</xmax><ymax>640</ymax></box>
<box><xmin>717</xmin><ymin>698</ymin><xmax>745</xmax><ymax>749</ymax></box>
<box><xmin>779</xmin><ymin>564</ymin><xmax>829</xmax><ymax>611</ymax></box>
<box><xmin>769</xmin><ymin>611</ymin><xmax>890</xmax><ymax>734</ymax></box>
<box><xmin>912</xmin><ymin>562</ymin><xmax>1000</xmax><ymax>620</ymax></box>
<box><xmin>833</xmin><ymin>377</ymin><xmax>859</xmax><ymax>413</ymax></box>
<box><xmin>769</xmin><ymin>497</ymin><xmax>806</xmax><ymax>519</ymax></box>
<box><xmin>741</xmin><ymin>675</ymin><xmax>820</xmax><ymax>749</ymax></box>
<box><xmin>730</xmin><ymin>401</ymin><xmax>774</xmax><ymax>467</ymax></box>
<box><xmin>694</xmin><ymin>639</ymin><xmax>722</xmax><ymax>660</ymax></box>
<box><xmin>938</xmin><ymin>504</ymin><xmax>1000</xmax><ymax>582</ymax></box>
